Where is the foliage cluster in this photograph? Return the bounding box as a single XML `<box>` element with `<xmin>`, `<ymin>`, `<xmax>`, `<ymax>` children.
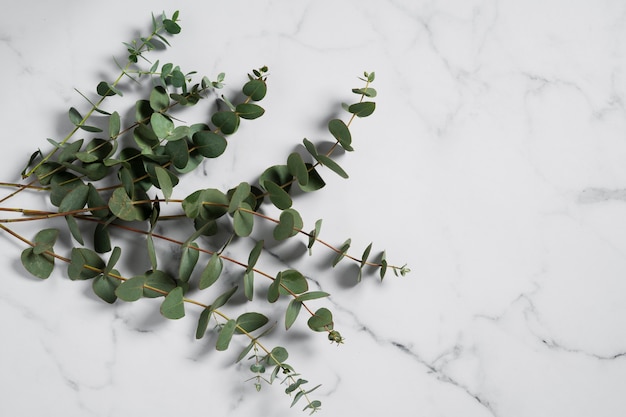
<box><xmin>1</xmin><ymin>11</ymin><xmax>408</xmax><ymax>413</ymax></box>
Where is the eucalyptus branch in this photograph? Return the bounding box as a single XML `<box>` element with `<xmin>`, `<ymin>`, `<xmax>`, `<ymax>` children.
<box><xmin>3</xmin><ymin>11</ymin><xmax>408</xmax><ymax>414</ymax></box>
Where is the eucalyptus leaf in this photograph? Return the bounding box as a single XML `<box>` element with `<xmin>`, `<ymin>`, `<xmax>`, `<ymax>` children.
<box><xmin>307</xmin><ymin>307</ymin><xmax>334</xmax><ymax>332</ymax></box>
<box><xmin>264</xmin><ymin>181</ymin><xmax>292</xmax><ymax>210</ymax></box>
<box><xmin>92</xmin><ymin>273</ymin><xmax>120</xmax><ymax>304</ymax></box>
<box><xmin>266</xmin><ymin>346</ymin><xmax>288</xmax><ymax>365</ymax></box>
<box><xmin>154</xmin><ymin>165</ymin><xmax>173</xmax><ymax>200</ymax></box>
<box><xmin>278</xmin><ymin>270</ymin><xmax>308</xmax><ymax>295</ymax></box>
<box><xmin>216</xmin><ymin>319</ymin><xmax>237</xmax><ymax>351</ymax></box>
<box><xmin>160</xmin><ymin>287</ymin><xmax>185</xmax><ymax>319</ymax></box>
<box><xmin>243</xmin><ymin>270</ymin><xmax>254</xmax><ymax>301</ymax></box>
<box><xmin>247</xmin><ymin>240</ymin><xmax>264</xmax><ymax>272</ymax></box>
<box><xmin>143</xmin><ymin>269</ymin><xmax>177</xmax><ymax>298</ymax></box>
<box><xmin>328</xmin><ymin>119</ymin><xmax>353</xmax><ymax>151</ymax></box>
<box><xmin>150</xmin><ymin>112</ymin><xmax>175</xmax><ymax>138</ymax></box>
<box><xmin>199</xmin><ymin>252</ymin><xmax>223</xmax><ymax>290</ymax></box>
<box><xmin>68</xmin><ymin>248</ymin><xmax>105</xmax><ymax>281</ymax></box>
<box><xmin>233</xmin><ymin>203</ymin><xmax>254</xmax><ymax>237</ymax></box>
<box><xmin>115</xmin><ymin>275</ymin><xmax>147</xmax><ymax>302</ymax></box>
<box><xmin>235</xmin><ymin>103</ymin><xmax>265</xmax><ymax>120</ymax></box>
<box><xmin>285</xmin><ymin>299</ymin><xmax>302</xmax><ymax>330</ymax></box>
<box><xmin>211</xmin><ymin>111</ymin><xmax>240</xmax><ymax>135</ymax></box>
<box><xmin>21</xmin><ymin>248</ymin><xmax>54</xmax><ymax>279</ymax></box>
<box><xmin>348</xmin><ymin>101</ymin><xmax>375</xmax><ymax>117</ymax></box>
<box><xmin>242</xmin><ymin>79</ymin><xmax>267</xmax><ymax>101</ymax></box>
<box><xmin>235</xmin><ymin>312</ymin><xmax>269</xmax><ymax>334</ymax></box>
<box><xmin>109</xmin><ymin>111</ymin><xmax>121</xmax><ymax>138</ymax></box>
<box><xmin>149</xmin><ymin>86</ymin><xmax>170</xmax><ymax>111</ymax></box>
<box><xmin>317</xmin><ymin>154</ymin><xmax>349</xmax><ymax>179</ymax></box>
<box><xmin>178</xmin><ymin>242</ymin><xmax>199</xmax><ymax>283</ymax></box>
<box><xmin>193</xmin><ymin>131</ymin><xmax>227</xmax><ymax>158</ymax></box>
<box><xmin>287</xmin><ymin>152</ymin><xmax>309</xmax><ymax>186</ymax></box>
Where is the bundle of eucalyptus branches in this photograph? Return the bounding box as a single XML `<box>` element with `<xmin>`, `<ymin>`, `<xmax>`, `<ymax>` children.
<box><xmin>2</xmin><ymin>11</ymin><xmax>408</xmax><ymax>414</ymax></box>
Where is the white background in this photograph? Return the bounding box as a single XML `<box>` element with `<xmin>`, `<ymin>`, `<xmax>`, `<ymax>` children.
<box><xmin>1</xmin><ymin>1</ymin><xmax>626</xmax><ymax>416</ymax></box>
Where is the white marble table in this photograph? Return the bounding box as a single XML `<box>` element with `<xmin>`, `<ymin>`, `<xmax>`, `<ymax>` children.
<box><xmin>1</xmin><ymin>1</ymin><xmax>626</xmax><ymax>416</ymax></box>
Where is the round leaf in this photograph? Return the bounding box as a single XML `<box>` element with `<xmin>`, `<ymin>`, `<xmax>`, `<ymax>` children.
<box><xmin>193</xmin><ymin>131</ymin><xmax>227</xmax><ymax>158</ymax></box>
<box><xmin>235</xmin><ymin>312</ymin><xmax>269</xmax><ymax>334</ymax></box>
<box><xmin>307</xmin><ymin>307</ymin><xmax>334</xmax><ymax>332</ymax></box>
<box><xmin>211</xmin><ymin>111</ymin><xmax>240</xmax><ymax>135</ymax></box>
<box><xmin>160</xmin><ymin>287</ymin><xmax>185</xmax><ymax>320</ymax></box>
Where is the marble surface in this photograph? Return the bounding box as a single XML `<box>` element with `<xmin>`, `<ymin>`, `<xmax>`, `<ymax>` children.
<box><xmin>2</xmin><ymin>1</ymin><xmax>626</xmax><ymax>416</ymax></box>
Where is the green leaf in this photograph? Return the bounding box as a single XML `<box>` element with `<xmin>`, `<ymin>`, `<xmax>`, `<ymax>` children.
<box><xmin>235</xmin><ymin>312</ymin><xmax>269</xmax><ymax>334</ymax></box>
<box><xmin>299</xmin><ymin>164</ymin><xmax>325</xmax><ymax>192</ymax></box>
<box><xmin>79</xmin><ymin>124</ymin><xmax>103</xmax><ymax>133</ymax></box>
<box><xmin>216</xmin><ymin>319</ymin><xmax>237</xmax><ymax>351</ymax></box>
<box><xmin>332</xmin><ymin>239</ymin><xmax>351</xmax><ymax>267</ymax></box>
<box><xmin>92</xmin><ymin>273</ymin><xmax>120</xmax><ymax>303</ymax></box>
<box><xmin>307</xmin><ymin>307</ymin><xmax>333</xmax><ymax>332</ymax></box>
<box><xmin>182</xmin><ymin>188</ymin><xmax>229</xmax><ymax>220</ymax></box>
<box><xmin>136</xmin><ymin>99</ymin><xmax>153</xmax><ymax>123</ymax></box>
<box><xmin>317</xmin><ymin>154</ymin><xmax>348</xmax><ymax>179</ymax></box>
<box><xmin>348</xmin><ymin>101</ymin><xmax>375</xmax><ymax>117</ymax></box>
<box><xmin>199</xmin><ymin>252</ymin><xmax>223</xmax><ymax>290</ymax></box>
<box><xmin>302</xmin><ymin>138</ymin><xmax>319</xmax><ymax>160</ymax></box>
<box><xmin>21</xmin><ymin>248</ymin><xmax>54</xmax><ymax>279</ymax></box>
<box><xmin>285</xmin><ymin>299</ymin><xmax>302</xmax><ymax>330</ymax></box>
<box><xmin>267</xmin><ymin>273</ymin><xmax>281</xmax><ymax>303</ymax></box>
<box><xmin>97</xmin><ymin>81</ymin><xmax>117</xmax><ymax>97</ymax></box>
<box><xmin>380</xmin><ymin>251</ymin><xmax>388</xmax><ymax>280</ymax></box>
<box><xmin>287</xmin><ymin>152</ymin><xmax>309</xmax><ymax>186</ymax></box>
<box><xmin>58</xmin><ymin>139</ymin><xmax>83</xmax><ymax>164</ymax></box>
<box><xmin>196</xmin><ymin>307</ymin><xmax>211</xmax><ymax>339</ymax></box>
<box><xmin>149</xmin><ymin>86</ymin><xmax>170</xmax><ymax>111</ymax></box>
<box><xmin>210</xmin><ymin>286</ymin><xmax>238</xmax><ymax>312</ymax></box>
<box><xmin>179</xmin><ymin>242</ymin><xmax>199</xmax><ymax>282</ymax></box>
<box><xmin>68</xmin><ymin>107</ymin><xmax>83</xmax><ymax>126</ymax></box>
<box><xmin>235</xmin><ymin>103</ymin><xmax>265</xmax><ymax>120</ymax></box>
<box><xmin>273</xmin><ymin>209</ymin><xmax>301</xmax><ymax>241</ymax></box>
<box><xmin>32</xmin><ymin>228</ymin><xmax>59</xmax><ymax>255</ymax></box>
<box><xmin>154</xmin><ymin>166</ymin><xmax>173</xmax><ymax>200</ymax></box>
<box><xmin>163</xmin><ymin>18</ymin><xmax>181</xmax><ymax>34</ymax></box>
<box><xmin>267</xmin><ymin>346</ymin><xmax>288</xmax><ymax>365</ymax></box>
<box><xmin>65</xmin><ymin>215</ymin><xmax>84</xmax><ymax>245</ymax></box>
<box><xmin>259</xmin><ymin>165</ymin><xmax>292</xmax><ymax>191</ymax></box>
<box><xmin>108</xmin><ymin>187</ymin><xmax>144</xmax><ymax>221</ymax></box>
<box><xmin>278</xmin><ymin>270</ymin><xmax>308</xmax><ymax>295</ymax></box>
<box><xmin>295</xmin><ymin>291</ymin><xmax>330</xmax><ymax>302</ymax></box>
<box><xmin>109</xmin><ymin>111</ymin><xmax>121</xmax><ymax>138</ymax></box>
<box><xmin>358</xmin><ymin>242</ymin><xmax>373</xmax><ymax>282</ymax></box>
<box><xmin>150</xmin><ymin>113</ymin><xmax>175</xmax><ymax>139</ymax></box>
<box><xmin>94</xmin><ymin>223</ymin><xmax>111</xmax><ymax>253</ymax></box>
<box><xmin>133</xmin><ymin>124</ymin><xmax>159</xmax><ymax>153</ymax></box>
<box><xmin>143</xmin><ymin>270</ymin><xmax>177</xmax><ymax>298</ymax></box>
<box><xmin>115</xmin><ymin>275</ymin><xmax>146</xmax><ymax>302</ymax></box>
<box><xmin>193</xmin><ymin>131</ymin><xmax>227</xmax><ymax>158</ymax></box>
<box><xmin>352</xmin><ymin>87</ymin><xmax>377</xmax><ymax>97</ymax></box>
<box><xmin>211</xmin><ymin>111</ymin><xmax>240</xmax><ymax>135</ymax></box>
<box><xmin>243</xmin><ymin>270</ymin><xmax>254</xmax><ymax>301</ymax></box>
<box><xmin>264</xmin><ymin>181</ymin><xmax>292</xmax><ymax>210</ymax></box>
<box><xmin>87</xmin><ymin>184</ymin><xmax>109</xmax><ymax>218</ymax></box>
<box><xmin>247</xmin><ymin>240</ymin><xmax>264</xmax><ymax>272</ymax></box>
<box><xmin>228</xmin><ymin>182</ymin><xmax>251</xmax><ymax>214</ymax></box>
<box><xmin>307</xmin><ymin>219</ymin><xmax>322</xmax><ymax>254</ymax></box>
<box><xmin>242</xmin><ymin>79</ymin><xmax>267</xmax><ymax>101</ymax></box>
<box><xmin>164</xmin><ymin>138</ymin><xmax>189</xmax><ymax>170</ymax></box>
<box><xmin>328</xmin><ymin>119</ymin><xmax>353</xmax><ymax>151</ymax></box>
<box><xmin>233</xmin><ymin>203</ymin><xmax>254</xmax><ymax>237</ymax></box>
<box><xmin>58</xmin><ymin>183</ymin><xmax>89</xmax><ymax>213</ymax></box>
<box><xmin>160</xmin><ymin>287</ymin><xmax>185</xmax><ymax>319</ymax></box>
<box><xmin>68</xmin><ymin>248</ymin><xmax>105</xmax><ymax>280</ymax></box>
